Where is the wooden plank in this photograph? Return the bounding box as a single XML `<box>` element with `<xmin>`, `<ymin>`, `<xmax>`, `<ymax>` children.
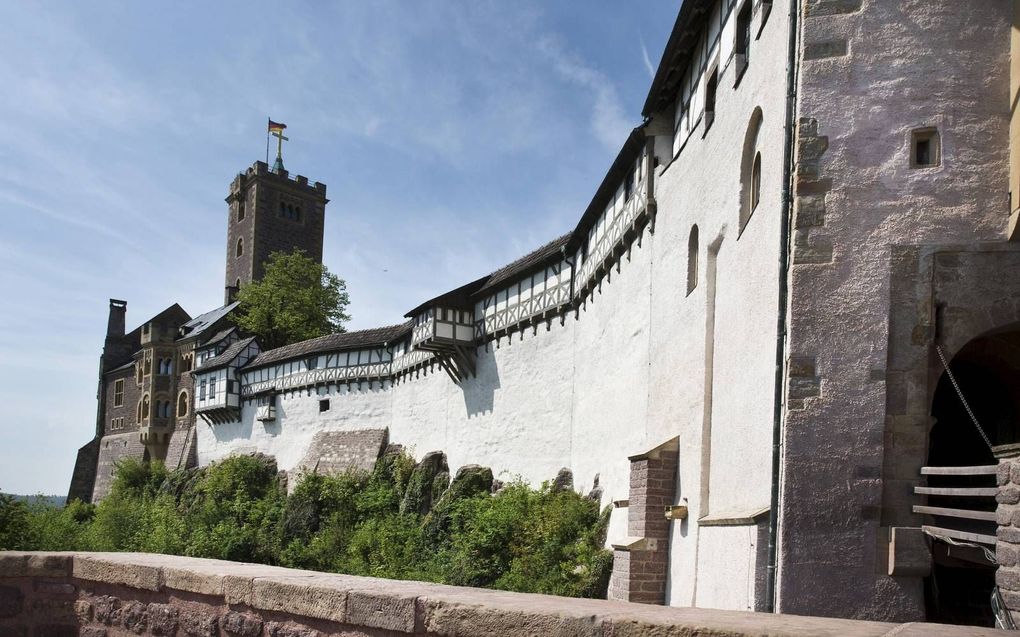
<box><xmin>912</xmin><ymin>505</ymin><xmax>997</xmax><ymax>522</ymax></box>
<box><xmin>920</xmin><ymin>465</ymin><xmax>997</xmax><ymax>476</ymax></box>
<box><xmin>914</xmin><ymin>486</ymin><xmax>998</xmax><ymax>497</ymax></box>
<box><xmin>922</xmin><ymin>525</ymin><xmax>996</xmax><ymax>546</ymax></box>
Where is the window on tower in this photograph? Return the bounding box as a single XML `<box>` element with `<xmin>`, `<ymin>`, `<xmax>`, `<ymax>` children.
<box><xmin>236</xmin><ymin>237</ymin><xmax>244</xmax><ymax>258</ymax></box>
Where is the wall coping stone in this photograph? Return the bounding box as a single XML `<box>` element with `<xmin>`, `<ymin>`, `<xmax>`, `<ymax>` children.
<box><xmin>0</xmin><ymin>551</ymin><xmax>1005</xmax><ymax>636</ymax></box>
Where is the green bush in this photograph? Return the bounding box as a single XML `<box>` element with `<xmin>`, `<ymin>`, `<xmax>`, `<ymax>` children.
<box><xmin>6</xmin><ymin>451</ymin><xmax>612</xmax><ymax>599</ymax></box>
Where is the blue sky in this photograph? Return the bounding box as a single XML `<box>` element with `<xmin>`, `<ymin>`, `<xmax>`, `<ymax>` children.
<box><xmin>0</xmin><ymin>2</ymin><xmax>679</xmax><ymax>495</ymax></box>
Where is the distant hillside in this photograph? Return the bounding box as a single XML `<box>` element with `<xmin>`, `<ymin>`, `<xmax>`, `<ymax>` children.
<box><xmin>2</xmin><ymin>493</ymin><xmax>65</xmax><ymax>507</ymax></box>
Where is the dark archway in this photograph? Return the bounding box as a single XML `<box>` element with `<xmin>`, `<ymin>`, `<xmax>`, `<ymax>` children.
<box><xmin>924</xmin><ymin>326</ymin><xmax>1020</xmax><ymax>626</ymax></box>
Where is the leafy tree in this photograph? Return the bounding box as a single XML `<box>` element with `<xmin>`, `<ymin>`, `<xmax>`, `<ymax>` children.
<box><xmin>0</xmin><ymin>492</ymin><xmax>30</xmax><ymax>550</ymax></box>
<box><xmin>234</xmin><ymin>250</ymin><xmax>351</xmax><ymax>350</ymax></box>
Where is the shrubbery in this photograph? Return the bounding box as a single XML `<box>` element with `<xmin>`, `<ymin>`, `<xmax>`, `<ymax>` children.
<box><xmin>0</xmin><ymin>450</ymin><xmax>612</xmax><ymax>599</ymax></box>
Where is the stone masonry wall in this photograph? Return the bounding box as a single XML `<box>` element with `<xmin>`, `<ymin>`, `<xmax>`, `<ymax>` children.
<box><xmin>997</xmin><ymin>452</ymin><xmax>1020</xmax><ymax>625</ymax></box>
<box><xmin>608</xmin><ymin>440</ymin><xmax>678</xmax><ymax>605</ymax></box>
<box><xmin>0</xmin><ymin>552</ymin><xmax>1001</xmax><ymax>637</ymax></box>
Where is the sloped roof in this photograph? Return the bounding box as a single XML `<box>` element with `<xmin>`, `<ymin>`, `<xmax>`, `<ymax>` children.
<box><xmin>198</xmin><ymin>336</ymin><xmax>257</xmax><ymax>372</ymax></box>
<box><xmin>642</xmin><ymin>0</ymin><xmax>715</xmax><ymax>118</ymax></box>
<box><xmin>476</xmin><ymin>233</ymin><xmax>571</xmax><ymax>295</ymax></box>
<box><xmin>201</xmin><ymin>326</ymin><xmax>237</xmax><ymax>348</ymax></box>
<box><xmin>244</xmin><ymin>323</ymin><xmax>413</xmax><ymax>370</ymax></box>
<box><xmin>179</xmin><ymin>302</ymin><xmax>238</xmax><ymax>341</ymax></box>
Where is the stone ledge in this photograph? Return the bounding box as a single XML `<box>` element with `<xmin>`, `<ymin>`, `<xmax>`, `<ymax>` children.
<box><xmin>0</xmin><ymin>551</ymin><xmax>1006</xmax><ymax>636</ymax></box>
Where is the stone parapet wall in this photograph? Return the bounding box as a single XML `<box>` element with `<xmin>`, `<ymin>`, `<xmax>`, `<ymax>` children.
<box><xmin>0</xmin><ymin>551</ymin><xmax>999</xmax><ymax>636</ymax></box>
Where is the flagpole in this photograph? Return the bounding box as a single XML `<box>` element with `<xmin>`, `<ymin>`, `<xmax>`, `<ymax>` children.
<box><xmin>265</xmin><ymin>118</ymin><xmax>270</xmax><ymax>165</ymax></box>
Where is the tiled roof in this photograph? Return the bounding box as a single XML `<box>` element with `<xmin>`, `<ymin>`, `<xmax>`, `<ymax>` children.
<box><xmin>198</xmin><ymin>336</ymin><xmax>257</xmax><ymax>372</ymax></box>
<box><xmin>476</xmin><ymin>233</ymin><xmax>571</xmax><ymax>295</ymax></box>
<box><xmin>244</xmin><ymin>323</ymin><xmax>412</xmax><ymax>370</ymax></box>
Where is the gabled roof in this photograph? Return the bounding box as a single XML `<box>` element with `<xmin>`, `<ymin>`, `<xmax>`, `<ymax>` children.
<box><xmin>197</xmin><ymin>336</ymin><xmax>257</xmax><ymax>372</ymax></box>
<box><xmin>244</xmin><ymin>323</ymin><xmax>413</xmax><ymax>370</ymax></box>
<box><xmin>641</xmin><ymin>0</ymin><xmax>715</xmax><ymax>118</ymax></box>
<box><xmin>179</xmin><ymin>302</ymin><xmax>238</xmax><ymax>341</ymax></box>
<box><xmin>106</xmin><ymin>303</ymin><xmax>192</xmax><ymax>371</ymax></box>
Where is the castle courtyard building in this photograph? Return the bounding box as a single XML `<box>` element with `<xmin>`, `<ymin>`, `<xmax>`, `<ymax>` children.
<box><xmin>70</xmin><ymin>0</ymin><xmax>1020</xmax><ymax>626</ymax></box>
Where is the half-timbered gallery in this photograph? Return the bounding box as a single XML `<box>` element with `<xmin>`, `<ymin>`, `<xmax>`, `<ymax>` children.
<box><xmin>69</xmin><ymin>0</ymin><xmax>1020</xmax><ymax>626</ymax></box>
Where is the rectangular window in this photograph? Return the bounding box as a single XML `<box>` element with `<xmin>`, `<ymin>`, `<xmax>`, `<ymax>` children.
<box><xmin>114</xmin><ymin>379</ymin><xmax>124</xmax><ymax>407</ymax></box>
<box><xmin>319</xmin><ymin>399</ymin><xmax>330</xmax><ymax>413</ymax></box>
<box><xmin>199</xmin><ymin>379</ymin><xmax>207</xmax><ymax>400</ymax></box>
<box><xmin>307</xmin><ymin>356</ymin><xmax>318</xmax><ymax>370</ymax></box>
<box><xmin>704</xmin><ymin>68</ymin><xmax>718</xmax><ymax>132</ymax></box>
<box><xmin>738</xmin><ymin>0</ymin><xmax>754</xmax><ymax>63</ymax></box>
<box><xmin>209</xmin><ymin>377</ymin><xmax>217</xmax><ymax>400</ymax></box>
<box><xmin>911</xmin><ymin>128</ymin><xmax>940</xmax><ymax>168</ymax></box>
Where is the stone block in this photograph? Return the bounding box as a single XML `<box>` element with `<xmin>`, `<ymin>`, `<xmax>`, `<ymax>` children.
<box><xmin>80</xmin><ymin>628</ymin><xmax>108</xmax><ymax>637</ymax></box>
<box><xmin>122</xmin><ymin>601</ymin><xmax>147</xmax><ymax>634</ymax></box>
<box><xmin>1000</xmin><ymin>526</ymin><xmax>1020</xmax><ymax>544</ymax></box>
<box><xmin>887</xmin><ymin>527</ymin><xmax>931</xmax><ymax>577</ymax></box>
<box><xmin>250</xmin><ymin>576</ymin><xmax>347</xmax><ymax>624</ymax></box>
<box><xmin>147</xmin><ymin>603</ymin><xmax>178</xmax><ymax>636</ymax></box>
<box><xmin>93</xmin><ymin>595</ymin><xmax>121</xmax><ymax>625</ymax></box>
<box><xmin>1010</xmin><ymin>462</ymin><xmax>1020</xmax><ymax>486</ymax></box>
<box><xmin>998</xmin><ymin>486</ymin><xmax>1020</xmax><ymax>505</ymax></box>
<box><xmin>997</xmin><ymin>567</ymin><xmax>1020</xmax><ymax>592</ymax></box>
<box><xmin>347</xmin><ymin>587</ymin><xmax>417</xmax><ymax>633</ymax></box>
<box><xmin>0</xmin><ymin>585</ymin><xmax>24</xmax><ymax>618</ymax></box>
<box><xmin>999</xmin><ymin>542</ymin><xmax>1020</xmax><ymax>568</ymax></box>
<box><xmin>74</xmin><ymin>555</ymin><xmax>162</xmax><ymax>592</ymax></box>
<box><xmin>179</xmin><ymin>607</ymin><xmax>218</xmax><ymax>637</ymax></box>
<box><xmin>222</xmin><ymin>611</ymin><xmax>263</xmax><ymax>637</ymax></box>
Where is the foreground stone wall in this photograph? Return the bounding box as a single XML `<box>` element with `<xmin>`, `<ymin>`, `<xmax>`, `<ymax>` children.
<box><xmin>0</xmin><ymin>552</ymin><xmax>1002</xmax><ymax>637</ymax></box>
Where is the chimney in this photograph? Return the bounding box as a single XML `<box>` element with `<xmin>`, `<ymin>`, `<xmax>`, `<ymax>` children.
<box><xmin>107</xmin><ymin>299</ymin><xmax>127</xmax><ymax>339</ymax></box>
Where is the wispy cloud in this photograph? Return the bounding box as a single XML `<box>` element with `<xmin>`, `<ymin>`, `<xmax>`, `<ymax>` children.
<box><xmin>640</xmin><ymin>35</ymin><xmax>656</xmax><ymax>79</ymax></box>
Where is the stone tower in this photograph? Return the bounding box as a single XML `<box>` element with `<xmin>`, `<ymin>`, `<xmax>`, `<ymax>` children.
<box><xmin>223</xmin><ymin>160</ymin><xmax>328</xmax><ymax>303</ymax></box>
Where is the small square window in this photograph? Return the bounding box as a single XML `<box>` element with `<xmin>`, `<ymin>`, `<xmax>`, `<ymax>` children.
<box><xmin>319</xmin><ymin>399</ymin><xmax>330</xmax><ymax>412</ymax></box>
<box><xmin>911</xmin><ymin>128</ymin><xmax>940</xmax><ymax>168</ymax></box>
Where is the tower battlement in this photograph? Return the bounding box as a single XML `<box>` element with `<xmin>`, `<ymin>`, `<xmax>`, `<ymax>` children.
<box><xmin>228</xmin><ymin>161</ymin><xmax>327</xmax><ymax>200</ymax></box>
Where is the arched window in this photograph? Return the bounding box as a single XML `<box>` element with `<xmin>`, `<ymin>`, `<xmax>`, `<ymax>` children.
<box><xmin>140</xmin><ymin>394</ymin><xmax>150</xmax><ymax>421</ymax></box>
<box><xmin>237</xmin><ymin>202</ymin><xmax>245</xmax><ymax>222</ymax></box>
<box><xmin>236</xmin><ymin>237</ymin><xmax>244</xmax><ymax>258</ymax></box>
<box><xmin>235</xmin><ymin>278</ymin><xmax>241</xmax><ymax>291</ymax></box>
<box><xmin>740</xmin><ymin>107</ymin><xmax>764</xmax><ymax>234</ymax></box>
<box><xmin>177</xmin><ymin>391</ymin><xmax>189</xmax><ymax>417</ymax></box>
<box><xmin>687</xmin><ymin>225</ymin><xmax>699</xmax><ymax>296</ymax></box>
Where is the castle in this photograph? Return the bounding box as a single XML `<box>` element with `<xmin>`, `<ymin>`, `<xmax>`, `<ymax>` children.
<box><xmin>68</xmin><ymin>0</ymin><xmax>1020</xmax><ymax>626</ymax></box>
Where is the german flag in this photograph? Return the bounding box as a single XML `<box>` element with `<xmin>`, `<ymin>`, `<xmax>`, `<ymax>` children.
<box><xmin>268</xmin><ymin>119</ymin><xmax>287</xmax><ymax>134</ymax></box>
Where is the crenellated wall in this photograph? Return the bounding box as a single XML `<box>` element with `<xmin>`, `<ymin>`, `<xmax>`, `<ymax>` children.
<box><xmin>0</xmin><ymin>551</ymin><xmax>1001</xmax><ymax>637</ymax></box>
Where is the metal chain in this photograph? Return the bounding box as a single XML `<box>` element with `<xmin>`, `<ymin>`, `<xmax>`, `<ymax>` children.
<box><xmin>934</xmin><ymin>343</ymin><xmax>994</xmax><ymax>453</ymax></box>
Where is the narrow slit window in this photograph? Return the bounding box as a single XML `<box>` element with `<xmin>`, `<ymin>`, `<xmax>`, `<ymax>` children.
<box><xmin>911</xmin><ymin>128</ymin><xmax>940</xmax><ymax>168</ymax></box>
<box><xmin>687</xmin><ymin>225</ymin><xmax>700</xmax><ymax>296</ymax></box>
<box><xmin>704</xmin><ymin>69</ymin><xmax>718</xmax><ymax>131</ymax></box>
